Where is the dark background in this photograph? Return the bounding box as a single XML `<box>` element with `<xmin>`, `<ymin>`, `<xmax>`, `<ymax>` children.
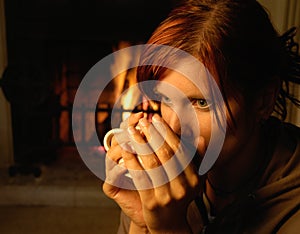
<box><xmin>2</xmin><ymin>0</ymin><xmax>178</xmax><ymax>166</ymax></box>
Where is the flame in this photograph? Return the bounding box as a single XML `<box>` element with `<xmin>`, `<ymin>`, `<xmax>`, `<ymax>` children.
<box><xmin>110</xmin><ymin>41</ymin><xmax>142</xmax><ymax>122</ymax></box>
<box><xmin>121</xmin><ymin>68</ymin><xmax>141</xmax><ymax>120</ymax></box>
<box><xmin>110</xmin><ymin>41</ymin><xmax>132</xmax><ymax>103</ymax></box>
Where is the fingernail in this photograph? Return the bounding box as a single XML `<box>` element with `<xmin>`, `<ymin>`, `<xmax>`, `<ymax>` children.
<box><xmin>152</xmin><ymin>114</ymin><xmax>160</xmax><ymax>122</ymax></box>
<box><xmin>135</xmin><ymin>111</ymin><xmax>144</xmax><ymax>117</ymax></box>
<box><xmin>139</xmin><ymin>118</ymin><xmax>148</xmax><ymax>127</ymax></box>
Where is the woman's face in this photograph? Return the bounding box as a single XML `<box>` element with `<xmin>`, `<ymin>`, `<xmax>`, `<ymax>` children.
<box><xmin>154</xmin><ymin>69</ymin><xmax>259</xmax><ymax>169</ymax></box>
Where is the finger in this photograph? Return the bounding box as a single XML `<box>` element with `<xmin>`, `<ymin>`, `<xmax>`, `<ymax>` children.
<box><xmin>181</xmin><ymin>135</ymin><xmax>206</xmax><ymax>177</ymax></box>
<box><xmin>127</xmin><ymin>126</ymin><xmax>161</xmax><ymax>169</ymax></box>
<box><xmin>160</xmin><ymin>151</ymin><xmax>200</xmax><ymax>201</ymax></box>
<box><xmin>122</xmin><ymin>149</ymin><xmax>169</xmax><ymax>191</ymax></box>
<box><xmin>151</xmin><ymin>114</ymin><xmax>202</xmax><ymax>178</ymax></box>
<box><xmin>169</xmin><ymin>171</ymin><xmax>201</xmax><ymax>201</ymax></box>
<box><xmin>138</xmin><ymin>117</ymin><xmax>175</xmax><ymax>164</ymax></box>
<box><xmin>106</xmin><ymin>144</ymin><xmax>123</xmax><ymax>163</ymax></box>
<box><xmin>113</xmin><ymin>112</ymin><xmax>144</xmax><ymax>148</ymax></box>
<box><xmin>122</xmin><ymin>112</ymin><xmax>144</xmax><ymax>128</ymax></box>
<box><xmin>103</xmin><ymin>167</ymin><xmax>136</xmax><ymax>193</ymax></box>
<box><xmin>137</xmin><ymin>117</ymin><xmax>186</xmax><ymax>186</ymax></box>
<box><xmin>166</xmin><ymin>140</ymin><xmax>201</xmax><ymax>184</ymax></box>
<box><xmin>151</xmin><ymin>114</ymin><xmax>181</xmax><ymax>155</ymax></box>
<box><xmin>105</xmin><ymin>152</ymin><xmax>129</xmax><ymax>188</ymax></box>
<box><xmin>106</xmin><ymin>142</ymin><xmax>135</xmax><ymax>168</ymax></box>
<box><xmin>122</xmin><ymin>149</ymin><xmax>153</xmax><ymax>190</ymax></box>
<box><xmin>103</xmin><ymin>128</ymin><xmax>124</xmax><ymax>148</ymax></box>
<box><xmin>150</xmin><ymin>115</ymin><xmax>204</xmax><ymax>188</ymax></box>
<box><xmin>169</xmin><ymin>137</ymin><xmax>204</xmax><ymax>191</ymax></box>
<box><xmin>111</xmin><ymin>130</ymin><xmax>131</xmax><ymax>147</ymax></box>
<box><xmin>102</xmin><ymin>181</ymin><xmax>120</xmax><ymax>199</ymax></box>
<box><xmin>105</xmin><ymin>142</ymin><xmax>139</xmax><ymax>190</ymax></box>
<box><xmin>127</xmin><ymin>126</ymin><xmax>173</xmax><ymax>189</ymax></box>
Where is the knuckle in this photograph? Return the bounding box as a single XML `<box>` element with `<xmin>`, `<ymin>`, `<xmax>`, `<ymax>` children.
<box><xmin>189</xmin><ymin>174</ymin><xmax>200</xmax><ymax>189</ymax></box>
<box><xmin>129</xmin><ymin>168</ymin><xmax>147</xmax><ymax>180</ymax></box>
<box><xmin>128</xmin><ymin>112</ymin><xmax>143</xmax><ymax>126</ymax></box>
<box><xmin>106</xmin><ymin>145</ymin><xmax>122</xmax><ymax>162</ymax></box>
<box><xmin>157</xmin><ymin>193</ymin><xmax>172</xmax><ymax>206</ymax></box>
<box><xmin>157</xmin><ymin>146</ymin><xmax>171</xmax><ymax>156</ymax></box>
<box><xmin>174</xmin><ymin>187</ymin><xmax>187</xmax><ymax>200</ymax></box>
<box><xmin>144</xmin><ymin>156</ymin><xmax>160</xmax><ymax>168</ymax></box>
<box><xmin>145</xmin><ymin>200</ymin><xmax>159</xmax><ymax>211</ymax></box>
<box><xmin>156</xmin><ymin>145</ymin><xmax>174</xmax><ymax>162</ymax></box>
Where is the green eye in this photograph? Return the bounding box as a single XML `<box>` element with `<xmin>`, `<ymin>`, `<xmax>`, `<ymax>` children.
<box><xmin>194</xmin><ymin>99</ymin><xmax>210</xmax><ymax>110</ymax></box>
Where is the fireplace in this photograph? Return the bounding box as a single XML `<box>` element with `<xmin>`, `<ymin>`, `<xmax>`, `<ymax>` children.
<box><xmin>2</xmin><ymin>0</ymin><xmax>176</xmax><ymax>174</ymax></box>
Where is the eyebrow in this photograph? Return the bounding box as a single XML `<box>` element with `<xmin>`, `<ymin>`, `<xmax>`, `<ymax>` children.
<box><xmin>155</xmin><ymin>84</ymin><xmax>206</xmax><ymax>100</ymax></box>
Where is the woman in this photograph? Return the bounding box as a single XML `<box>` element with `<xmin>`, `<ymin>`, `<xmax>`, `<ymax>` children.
<box><xmin>103</xmin><ymin>0</ymin><xmax>300</xmax><ymax>233</ymax></box>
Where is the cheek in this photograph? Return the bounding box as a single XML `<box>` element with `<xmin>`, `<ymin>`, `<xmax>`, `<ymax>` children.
<box><xmin>160</xmin><ymin>104</ymin><xmax>181</xmax><ymax>133</ymax></box>
<box><xmin>161</xmin><ymin>104</ymin><xmax>214</xmax><ymax>152</ymax></box>
<box><xmin>216</xmin><ymin>107</ymin><xmax>256</xmax><ymax>163</ymax></box>
<box><xmin>160</xmin><ymin>104</ymin><xmax>171</xmax><ymax>124</ymax></box>
<box><xmin>216</xmin><ymin>124</ymin><xmax>249</xmax><ymax>166</ymax></box>
<box><xmin>191</xmin><ymin>112</ymin><xmax>212</xmax><ymax>156</ymax></box>
<box><xmin>197</xmin><ymin>114</ymin><xmax>212</xmax><ymax>145</ymax></box>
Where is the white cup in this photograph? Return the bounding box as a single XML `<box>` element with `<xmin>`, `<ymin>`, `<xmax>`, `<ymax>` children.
<box><xmin>103</xmin><ymin>127</ymin><xmax>144</xmax><ymax>167</ymax></box>
<box><xmin>103</xmin><ymin>128</ymin><xmax>125</xmax><ymax>151</ymax></box>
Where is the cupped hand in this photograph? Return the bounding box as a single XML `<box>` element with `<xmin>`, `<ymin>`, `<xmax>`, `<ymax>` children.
<box><xmin>102</xmin><ymin>112</ymin><xmax>147</xmax><ymax>230</ymax></box>
<box><xmin>103</xmin><ymin>112</ymin><xmax>204</xmax><ymax>233</ymax></box>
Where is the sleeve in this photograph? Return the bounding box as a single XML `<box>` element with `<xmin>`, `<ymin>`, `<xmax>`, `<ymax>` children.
<box><xmin>117</xmin><ymin>211</ymin><xmax>131</xmax><ymax>234</ymax></box>
<box><xmin>187</xmin><ymin>200</ymin><xmax>206</xmax><ymax>234</ymax></box>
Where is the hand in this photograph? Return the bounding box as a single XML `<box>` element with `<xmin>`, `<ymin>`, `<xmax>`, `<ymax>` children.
<box><xmin>102</xmin><ymin>112</ymin><xmax>148</xmax><ymax>230</ymax></box>
<box><xmin>122</xmin><ymin>113</ymin><xmax>203</xmax><ymax>233</ymax></box>
<box><xmin>103</xmin><ymin>114</ymin><xmax>204</xmax><ymax>233</ymax></box>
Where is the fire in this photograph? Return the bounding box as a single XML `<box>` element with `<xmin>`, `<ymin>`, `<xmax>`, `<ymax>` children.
<box><xmin>71</xmin><ymin>41</ymin><xmax>143</xmax><ymax>146</ymax></box>
<box><xmin>110</xmin><ymin>41</ymin><xmax>142</xmax><ymax>122</ymax></box>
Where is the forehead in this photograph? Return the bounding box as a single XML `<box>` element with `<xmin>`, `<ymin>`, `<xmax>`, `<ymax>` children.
<box><xmin>156</xmin><ymin>69</ymin><xmax>208</xmax><ymax>98</ymax></box>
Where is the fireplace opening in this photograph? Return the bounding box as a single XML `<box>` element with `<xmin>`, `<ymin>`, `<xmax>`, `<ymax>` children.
<box><xmin>2</xmin><ymin>0</ymin><xmax>177</xmax><ymax>176</ymax></box>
